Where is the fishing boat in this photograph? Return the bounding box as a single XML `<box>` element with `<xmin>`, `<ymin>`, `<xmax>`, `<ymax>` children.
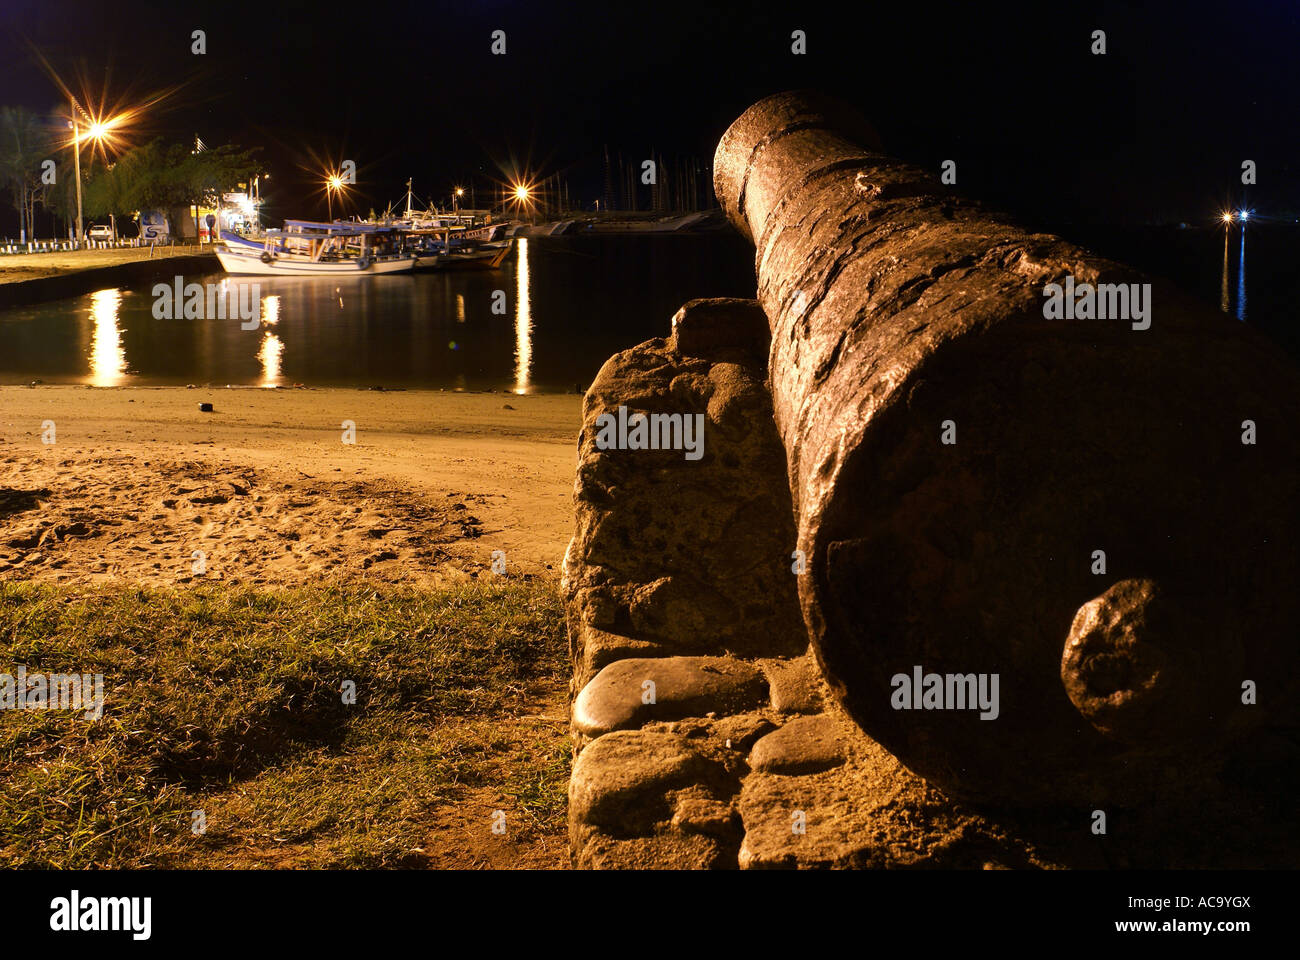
<box><xmin>217</xmin><ymin>221</ymin><xmax>419</xmax><ymax>275</ymax></box>
<box><xmin>381</xmin><ymin>179</ymin><xmax>511</xmax><ymax>270</ymax></box>
<box><xmin>399</xmin><ymin>227</ymin><xmax>512</xmax><ymax>271</ymax></box>
<box><xmin>433</xmin><ymin>240</ymin><xmax>512</xmax><ymax>270</ymax></box>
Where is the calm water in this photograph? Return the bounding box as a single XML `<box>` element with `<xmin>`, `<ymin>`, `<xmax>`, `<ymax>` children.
<box><xmin>0</xmin><ymin>226</ymin><xmax>1294</xmax><ymax>392</ymax></box>
<box><xmin>0</xmin><ymin>236</ymin><xmax>756</xmax><ymax>393</ymax></box>
<box><xmin>1062</xmin><ymin>222</ymin><xmax>1297</xmax><ymax>360</ymax></box>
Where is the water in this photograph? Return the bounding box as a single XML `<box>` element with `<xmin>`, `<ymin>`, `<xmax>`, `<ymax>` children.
<box><xmin>0</xmin><ymin>226</ymin><xmax>1294</xmax><ymax>392</ymax></box>
<box><xmin>1059</xmin><ymin>222</ymin><xmax>1296</xmax><ymax>358</ymax></box>
<box><xmin>0</xmin><ymin>235</ymin><xmax>757</xmax><ymax>393</ymax></box>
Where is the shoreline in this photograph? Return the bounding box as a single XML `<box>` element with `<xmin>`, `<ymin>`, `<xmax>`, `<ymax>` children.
<box><xmin>0</xmin><ymin>249</ymin><xmax>218</xmax><ymax>308</ymax></box>
<box><xmin>0</xmin><ymin>385</ymin><xmax>582</xmax><ymax>586</ymax></box>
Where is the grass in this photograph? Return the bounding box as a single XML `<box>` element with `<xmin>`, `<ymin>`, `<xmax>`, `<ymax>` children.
<box><xmin>0</xmin><ymin>579</ymin><xmax>571</xmax><ymax>868</ymax></box>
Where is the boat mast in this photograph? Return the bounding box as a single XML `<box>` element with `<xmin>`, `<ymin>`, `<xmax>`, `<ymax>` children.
<box><xmin>406</xmin><ymin>179</ymin><xmax>413</xmax><ymax>218</ymax></box>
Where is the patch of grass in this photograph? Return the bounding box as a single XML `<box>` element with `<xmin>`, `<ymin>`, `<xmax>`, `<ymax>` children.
<box><xmin>0</xmin><ymin>580</ymin><xmax>570</xmax><ymax>868</ymax></box>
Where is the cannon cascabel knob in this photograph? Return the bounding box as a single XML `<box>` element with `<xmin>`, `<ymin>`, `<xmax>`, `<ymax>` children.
<box><xmin>1062</xmin><ymin>579</ymin><xmax>1194</xmax><ymax>744</ymax></box>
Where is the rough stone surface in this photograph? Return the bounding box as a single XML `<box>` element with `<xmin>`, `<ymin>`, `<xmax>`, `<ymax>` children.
<box><xmin>571</xmin><ymin>827</ymin><xmax>731</xmax><ymax>870</ymax></box>
<box><xmin>569</xmin><ymin>620</ymin><xmax>662</xmax><ymax>692</ymax></box>
<box><xmin>568</xmin><ymin>729</ymin><xmax>742</xmax><ymax>836</ymax></box>
<box><xmin>572</xmin><ymin>656</ymin><xmax>769</xmax><ymax>737</ymax></box>
<box><xmin>737</xmin><ymin>735</ymin><xmax>1067</xmax><ymax>870</ymax></box>
<box><xmin>562</xmin><ymin>308</ymin><xmax>805</xmax><ymax>676</ymax></box>
<box><xmin>760</xmin><ymin>654</ymin><xmax>825</xmax><ymax>714</ymax></box>
<box><xmin>670</xmin><ymin>789</ymin><xmax>741</xmax><ymax>840</ymax></box>
<box><xmin>749</xmin><ymin>714</ymin><xmax>847</xmax><ymax>775</ymax></box>
<box><xmin>669</xmin><ymin>298</ymin><xmax>771</xmax><ymax>361</ymax></box>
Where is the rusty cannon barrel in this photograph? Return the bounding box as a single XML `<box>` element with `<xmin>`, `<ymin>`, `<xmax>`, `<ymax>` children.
<box><xmin>714</xmin><ymin>91</ymin><xmax>1300</xmax><ymax>805</ymax></box>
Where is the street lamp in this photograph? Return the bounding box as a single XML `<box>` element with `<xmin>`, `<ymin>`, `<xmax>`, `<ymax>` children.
<box><xmin>68</xmin><ymin>100</ymin><xmax>122</xmax><ymax>248</ymax></box>
<box><xmin>454</xmin><ymin>186</ymin><xmax>464</xmax><ymax>214</ymax></box>
<box><xmin>326</xmin><ymin>174</ymin><xmax>345</xmax><ymax>220</ymax></box>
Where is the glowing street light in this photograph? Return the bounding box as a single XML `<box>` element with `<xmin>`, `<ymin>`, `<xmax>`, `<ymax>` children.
<box><xmin>502</xmin><ymin>176</ymin><xmax>538</xmax><ymax>222</ymax></box>
<box><xmin>1221</xmin><ymin>211</ymin><xmax>1234</xmax><ymax>224</ymax></box>
<box><xmin>69</xmin><ymin>100</ymin><xmax>128</xmax><ymax>247</ymax></box>
<box><xmin>325</xmin><ymin>173</ymin><xmax>348</xmax><ymax>220</ymax></box>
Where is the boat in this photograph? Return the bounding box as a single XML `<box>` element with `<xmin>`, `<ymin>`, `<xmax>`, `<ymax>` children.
<box><xmin>400</xmin><ymin>223</ymin><xmax>512</xmax><ymax>269</ymax></box>
<box><xmin>378</xmin><ymin>180</ymin><xmax>512</xmax><ymax>270</ymax></box>
<box><xmin>216</xmin><ymin>221</ymin><xmax>418</xmax><ymax>275</ymax></box>
<box><xmin>433</xmin><ymin>241</ymin><xmax>512</xmax><ymax>270</ymax></box>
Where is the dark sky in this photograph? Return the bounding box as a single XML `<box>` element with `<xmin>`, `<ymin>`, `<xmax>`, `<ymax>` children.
<box><xmin>1</xmin><ymin>0</ymin><xmax>1296</xmax><ymax>229</ymax></box>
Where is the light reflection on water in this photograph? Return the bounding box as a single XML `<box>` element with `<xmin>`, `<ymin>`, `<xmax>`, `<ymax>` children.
<box><xmin>1235</xmin><ymin>229</ymin><xmax>1247</xmax><ymax>322</ymax></box>
<box><xmin>258</xmin><ymin>294</ymin><xmax>283</xmax><ymax>386</ymax></box>
<box><xmin>88</xmin><ymin>288</ymin><xmax>127</xmax><ymax>386</ymax></box>
<box><xmin>1220</xmin><ymin>229</ymin><xmax>1230</xmax><ymax>314</ymax></box>
<box><xmin>514</xmin><ymin>238</ymin><xmax>532</xmax><ymax>394</ymax></box>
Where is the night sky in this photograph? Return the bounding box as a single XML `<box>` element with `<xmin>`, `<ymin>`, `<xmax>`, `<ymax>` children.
<box><xmin>1</xmin><ymin>0</ymin><xmax>1296</xmax><ymax>230</ymax></box>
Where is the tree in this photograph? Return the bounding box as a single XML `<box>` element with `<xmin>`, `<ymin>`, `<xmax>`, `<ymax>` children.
<box><xmin>0</xmin><ymin>106</ymin><xmax>57</xmax><ymax>242</ymax></box>
<box><xmin>81</xmin><ymin>139</ymin><xmax>260</xmax><ymax>231</ymax></box>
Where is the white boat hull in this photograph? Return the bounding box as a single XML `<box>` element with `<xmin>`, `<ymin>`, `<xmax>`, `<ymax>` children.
<box><xmin>216</xmin><ymin>248</ymin><xmax>416</xmax><ymax>276</ymax></box>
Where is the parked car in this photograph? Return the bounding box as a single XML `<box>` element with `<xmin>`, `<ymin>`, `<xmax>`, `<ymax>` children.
<box><xmin>86</xmin><ymin>224</ymin><xmax>113</xmax><ymax>241</ymax></box>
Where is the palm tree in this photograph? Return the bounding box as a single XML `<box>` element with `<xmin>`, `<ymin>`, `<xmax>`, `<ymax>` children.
<box><xmin>0</xmin><ymin>106</ymin><xmax>56</xmax><ymax>243</ymax></box>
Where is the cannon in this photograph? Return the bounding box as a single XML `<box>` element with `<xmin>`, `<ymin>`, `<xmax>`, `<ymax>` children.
<box><xmin>714</xmin><ymin>91</ymin><xmax>1300</xmax><ymax>804</ymax></box>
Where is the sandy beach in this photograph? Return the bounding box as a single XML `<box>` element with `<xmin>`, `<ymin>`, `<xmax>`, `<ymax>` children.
<box><xmin>0</xmin><ymin>386</ymin><xmax>582</xmax><ymax>587</ymax></box>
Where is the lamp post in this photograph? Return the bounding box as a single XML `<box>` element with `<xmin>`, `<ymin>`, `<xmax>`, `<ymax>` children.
<box><xmin>68</xmin><ymin>98</ymin><xmax>122</xmax><ymax>249</ymax></box>
<box><xmin>71</xmin><ymin>99</ymin><xmax>84</xmax><ymax>247</ymax></box>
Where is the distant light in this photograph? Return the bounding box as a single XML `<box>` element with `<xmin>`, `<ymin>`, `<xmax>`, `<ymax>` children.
<box><xmin>1239</xmin><ymin>210</ymin><xmax>1250</xmax><ymax>222</ymax></box>
<box><xmin>328</xmin><ymin>175</ymin><xmax>344</xmax><ymax>190</ymax></box>
<box><xmin>1221</xmin><ymin>212</ymin><xmax>1234</xmax><ymax>223</ymax></box>
<box><xmin>456</xmin><ymin>187</ymin><xmax>464</xmax><ymax>196</ymax></box>
<box><xmin>514</xmin><ymin>185</ymin><xmax>529</xmax><ymax>201</ymax></box>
